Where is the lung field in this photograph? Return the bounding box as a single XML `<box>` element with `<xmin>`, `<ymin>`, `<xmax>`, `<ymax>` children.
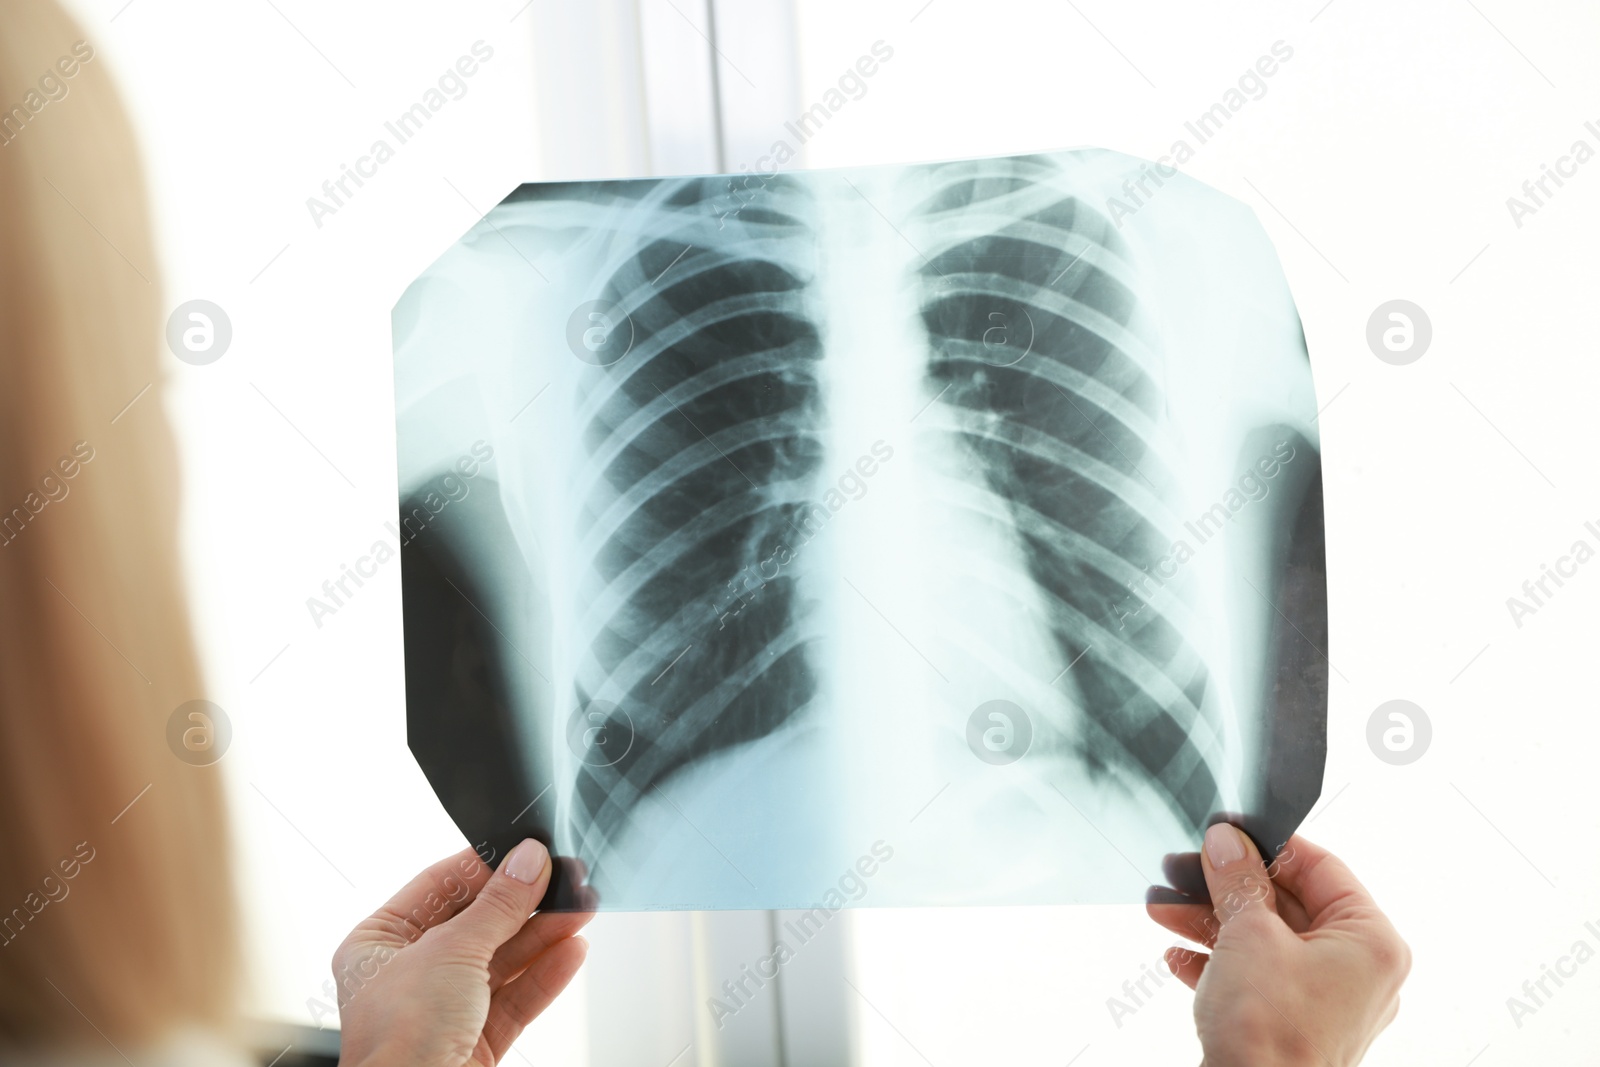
<box><xmin>570</xmin><ymin>201</ymin><xmax>827</xmax><ymax>867</ymax></box>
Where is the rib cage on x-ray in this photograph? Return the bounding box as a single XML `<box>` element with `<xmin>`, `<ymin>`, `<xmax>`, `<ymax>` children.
<box><xmin>391</xmin><ymin>147</ymin><xmax>1326</xmax><ymax>911</ymax></box>
<box><xmin>910</xmin><ymin>157</ymin><xmax>1223</xmax><ymax>837</ymax></box>
<box><xmin>568</xmin><ymin>179</ymin><xmax>827</xmax><ymax>874</ymax></box>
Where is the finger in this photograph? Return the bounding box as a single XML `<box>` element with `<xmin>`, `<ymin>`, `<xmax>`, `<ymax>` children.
<box><xmin>443</xmin><ymin>838</ymin><xmax>555</xmax><ymax>957</ymax></box>
<box><xmin>1145</xmin><ymin>902</ymin><xmax>1219</xmax><ymax>948</ymax></box>
<box><xmin>1199</xmin><ymin>823</ymin><xmax>1278</xmax><ymax>929</ymax></box>
<box><xmin>1273</xmin><ymin>881</ymin><xmax>1311</xmax><ymax>934</ymax></box>
<box><xmin>1267</xmin><ymin>835</ymin><xmax>1381</xmax><ymax>927</ymax></box>
<box><xmin>1144</xmin><ymin>885</ymin><xmax>1202</xmax><ymax>907</ymax></box>
<box><xmin>489</xmin><ymin>905</ymin><xmax>596</xmax><ymax>989</ymax></box>
<box><xmin>1164</xmin><ymin>945</ymin><xmax>1208</xmax><ymax>991</ymax></box>
<box><xmin>549</xmin><ymin>855</ymin><xmax>599</xmax><ymax>910</ymax></box>
<box><xmin>1152</xmin><ymin>838</ymin><xmax>1310</xmax><ymax>940</ymax></box>
<box><xmin>1160</xmin><ymin>851</ymin><xmax>1209</xmax><ymax>901</ymax></box>
<box><xmin>484</xmin><ymin>937</ymin><xmax>589</xmax><ymax>1062</ymax></box>
<box><xmin>366</xmin><ymin>846</ymin><xmax>494</xmax><ymax>945</ymax></box>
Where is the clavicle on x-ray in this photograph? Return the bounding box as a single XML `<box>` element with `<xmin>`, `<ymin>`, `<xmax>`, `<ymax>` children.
<box><xmin>391</xmin><ymin>147</ymin><xmax>1327</xmax><ymax>911</ymax></box>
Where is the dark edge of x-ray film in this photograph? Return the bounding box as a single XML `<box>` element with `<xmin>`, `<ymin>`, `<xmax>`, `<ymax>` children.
<box><xmin>393</xmin><ymin>146</ymin><xmax>1327</xmax><ymax>912</ymax></box>
<box><xmin>1152</xmin><ymin>431</ymin><xmax>1327</xmax><ymax>907</ymax></box>
<box><xmin>1240</xmin><ymin>431</ymin><xmax>1327</xmax><ymax>863</ymax></box>
<box><xmin>399</xmin><ymin>474</ymin><xmax>594</xmax><ymax>910</ymax></box>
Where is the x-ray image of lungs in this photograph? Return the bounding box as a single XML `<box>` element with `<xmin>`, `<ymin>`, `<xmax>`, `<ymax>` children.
<box><xmin>391</xmin><ymin>147</ymin><xmax>1326</xmax><ymax>911</ymax></box>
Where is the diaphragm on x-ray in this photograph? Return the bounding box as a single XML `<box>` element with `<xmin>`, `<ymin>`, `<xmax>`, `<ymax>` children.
<box><xmin>392</xmin><ymin>148</ymin><xmax>1327</xmax><ymax>911</ymax></box>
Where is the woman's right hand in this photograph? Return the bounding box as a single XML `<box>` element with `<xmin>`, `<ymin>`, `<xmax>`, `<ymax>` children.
<box><xmin>1147</xmin><ymin>829</ymin><xmax>1411</xmax><ymax>1067</ymax></box>
<box><xmin>333</xmin><ymin>838</ymin><xmax>594</xmax><ymax>1067</ymax></box>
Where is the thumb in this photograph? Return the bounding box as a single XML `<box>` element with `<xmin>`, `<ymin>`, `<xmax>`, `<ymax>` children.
<box><xmin>1200</xmin><ymin>823</ymin><xmax>1278</xmax><ymax>931</ymax></box>
<box><xmin>444</xmin><ymin>838</ymin><xmax>553</xmax><ymax>956</ymax></box>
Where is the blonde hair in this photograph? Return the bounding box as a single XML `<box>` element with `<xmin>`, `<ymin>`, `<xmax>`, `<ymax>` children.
<box><xmin>0</xmin><ymin>0</ymin><xmax>238</xmax><ymax>1046</ymax></box>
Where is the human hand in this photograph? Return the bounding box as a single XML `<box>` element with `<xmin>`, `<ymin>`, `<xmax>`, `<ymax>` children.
<box><xmin>1146</xmin><ymin>829</ymin><xmax>1410</xmax><ymax>1067</ymax></box>
<box><xmin>333</xmin><ymin>839</ymin><xmax>595</xmax><ymax>1067</ymax></box>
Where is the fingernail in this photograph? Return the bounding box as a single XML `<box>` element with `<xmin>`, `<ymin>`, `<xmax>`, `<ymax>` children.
<box><xmin>1204</xmin><ymin>824</ymin><xmax>1246</xmax><ymax>868</ymax></box>
<box><xmin>502</xmin><ymin>838</ymin><xmax>549</xmax><ymax>884</ymax></box>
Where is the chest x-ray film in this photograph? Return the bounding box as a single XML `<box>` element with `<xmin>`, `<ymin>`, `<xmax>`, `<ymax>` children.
<box><xmin>392</xmin><ymin>148</ymin><xmax>1327</xmax><ymax>912</ymax></box>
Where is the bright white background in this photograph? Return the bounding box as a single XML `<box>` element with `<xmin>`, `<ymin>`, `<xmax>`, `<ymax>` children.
<box><xmin>57</xmin><ymin>0</ymin><xmax>1600</xmax><ymax>1063</ymax></box>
